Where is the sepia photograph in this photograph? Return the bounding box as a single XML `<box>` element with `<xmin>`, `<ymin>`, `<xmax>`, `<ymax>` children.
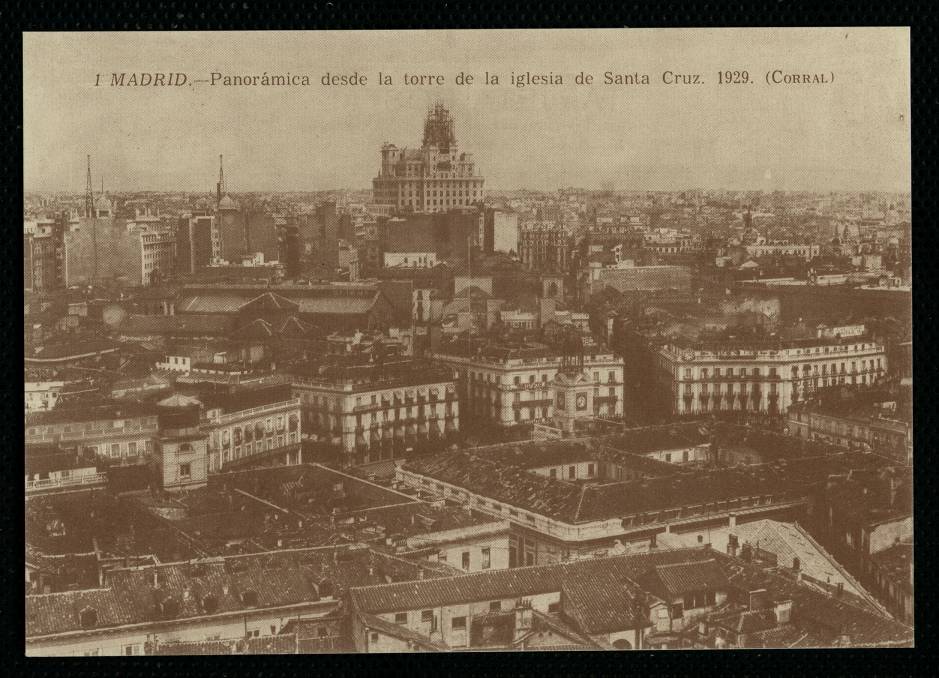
<box><xmin>23</xmin><ymin>28</ymin><xmax>912</xmax><ymax>655</ymax></box>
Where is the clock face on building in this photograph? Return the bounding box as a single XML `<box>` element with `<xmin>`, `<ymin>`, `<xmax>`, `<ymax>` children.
<box><xmin>576</xmin><ymin>393</ymin><xmax>587</xmax><ymax>410</ymax></box>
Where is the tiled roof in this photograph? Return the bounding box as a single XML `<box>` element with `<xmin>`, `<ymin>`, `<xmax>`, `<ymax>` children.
<box><xmin>404</xmin><ymin>444</ymin><xmax>810</xmax><ymax>524</ymax></box>
<box><xmin>296</xmin><ymin>296</ymin><xmax>378</xmax><ymax>316</ymax></box>
<box><xmin>26</xmin><ymin>545</ymin><xmax>435</xmax><ymax>639</ymax></box>
<box><xmin>26</xmin><ymin>400</ymin><xmax>160</xmax><ymax>426</ymax></box>
<box><xmin>356</xmin><ymin>611</ymin><xmax>448</xmax><ymax>651</ymax></box>
<box><xmin>230</xmin><ymin>318</ymin><xmax>275</xmax><ymax>340</ymax></box>
<box><xmin>200</xmin><ymin>384</ymin><xmax>295</xmax><ymax>413</ymax></box>
<box><xmin>561</xmin><ymin>571</ymin><xmax>650</xmax><ymax>634</ymax></box>
<box><xmin>179</xmin><ymin>294</ymin><xmax>251</xmax><ymax>314</ymax></box>
<box><xmin>239</xmin><ymin>292</ymin><xmax>300</xmax><ymax>314</ymax></box>
<box><xmin>602</xmin><ymin>422</ymin><xmax>711</xmax><ymax>455</ymax></box>
<box><xmin>637</xmin><ymin>559</ymin><xmax>729</xmax><ymax>598</ymax></box>
<box><xmin>718</xmin><ymin>552</ymin><xmax>913</xmax><ymax>646</ymax></box>
<box><xmin>350</xmin><ymin>548</ymin><xmax>715</xmax><ymax>614</ymax></box>
<box><xmin>119</xmin><ymin>314</ymin><xmax>236</xmax><ymax>336</ymax></box>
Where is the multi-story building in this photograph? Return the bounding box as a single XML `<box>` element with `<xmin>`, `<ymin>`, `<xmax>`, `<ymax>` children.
<box><xmin>483</xmin><ymin>207</ymin><xmax>519</xmax><ymax>254</ymax></box>
<box><xmin>581</xmin><ymin>263</ymin><xmax>692</xmax><ymax>300</ymax></box>
<box><xmin>25</xmin><ymin>402</ymin><xmax>161</xmax><ymax>464</ymax></box>
<box><xmin>745</xmin><ymin>243</ymin><xmax>821</xmax><ymax>261</ymax></box>
<box><xmin>395</xmin><ymin>438</ymin><xmax>869</xmax><ymax>567</ymax></box>
<box><xmin>140</xmin><ymin>229</ymin><xmax>177</xmax><ymax>285</ymax></box>
<box><xmin>786</xmin><ymin>389</ymin><xmax>911</xmax><ymax>464</ymax></box>
<box><xmin>176</xmin><ymin>213</ymin><xmax>215</xmax><ymax>273</ymax></box>
<box><xmin>25</xmin><ymin>381</ymin><xmax>65</xmax><ymax>413</ymax></box>
<box><xmin>199</xmin><ymin>385</ymin><xmax>302</xmax><ymax>472</ymax></box>
<box><xmin>372</xmin><ymin>102</ymin><xmax>484</xmax><ymax>213</ymax></box>
<box><xmin>519</xmin><ymin>220</ymin><xmax>574</xmax><ymax>273</ymax></box>
<box><xmin>383</xmin><ymin>251</ymin><xmax>438</xmax><ymax>268</ymax></box>
<box><xmin>654</xmin><ymin>336</ymin><xmax>888</xmax><ymax>417</ymax></box>
<box><xmin>216</xmin><ymin>194</ymin><xmax>244</xmax><ymax>263</ymax></box>
<box><xmin>24</xmin><ymin>216</ymin><xmax>65</xmax><ymax>291</ymax></box>
<box><xmin>288</xmin><ymin>362</ymin><xmax>459</xmax><ymax>466</ymax></box>
<box><xmin>25</xmin><ymin>545</ymin><xmax>435</xmax><ymax>657</ymax></box>
<box><xmin>64</xmin><ymin>218</ymin><xmax>176</xmax><ymax>287</ymax></box>
<box><xmin>430</xmin><ymin>342</ymin><xmax>624</xmax><ymax>427</ymax></box>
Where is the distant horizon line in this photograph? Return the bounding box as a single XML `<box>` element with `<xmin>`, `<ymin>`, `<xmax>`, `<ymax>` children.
<box><xmin>24</xmin><ymin>186</ymin><xmax>912</xmax><ymax>197</ymax></box>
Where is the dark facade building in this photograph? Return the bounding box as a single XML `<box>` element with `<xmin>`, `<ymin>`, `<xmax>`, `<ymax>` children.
<box><xmin>176</xmin><ymin>214</ymin><xmax>214</xmax><ymax>274</ymax></box>
<box><xmin>24</xmin><ymin>215</ymin><xmax>66</xmax><ymax>292</ymax></box>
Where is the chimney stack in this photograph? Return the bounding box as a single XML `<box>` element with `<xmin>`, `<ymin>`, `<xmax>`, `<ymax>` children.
<box><xmin>513</xmin><ymin>600</ymin><xmax>534</xmax><ymax>643</ymax></box>
<box><xmin>774</xmin><ymin>599</ymin><xmax>792</xmax><ymax>625</ymax></box>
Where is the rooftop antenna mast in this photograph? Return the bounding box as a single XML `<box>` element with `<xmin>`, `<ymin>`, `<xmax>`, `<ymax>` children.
<box><xmin>216</xmin><ymin>154</ymin><xmax>225</xmax><ymax>207</ymax></box>
<box><xmin>84</xmin><ymin>155</ymin><xmax>99</xmax><ymax>285</ymax></box>
<box><xmin>84</xmin><ymin>154</ymin><xmax>94</xmax><ymax>218</ymax></box>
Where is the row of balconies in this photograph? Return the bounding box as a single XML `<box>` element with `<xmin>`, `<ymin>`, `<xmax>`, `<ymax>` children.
<box><xmin>211</xmin><ymin>399</ymin><xmax>301</xmax><ymax>425</ymax></box>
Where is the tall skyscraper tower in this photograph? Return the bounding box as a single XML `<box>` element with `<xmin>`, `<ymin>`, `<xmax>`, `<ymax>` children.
<box><xmin>373</xmin><ymin>102</ymin><xmax>484</xmax><ymax>213</ymax></box>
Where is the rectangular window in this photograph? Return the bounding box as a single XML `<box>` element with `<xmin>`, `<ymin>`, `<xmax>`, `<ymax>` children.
<box><xmin>452</xmin><ymin>616</ymin><xmax>466</xmax><ymax>630</ymax></box>
<box><xmin>481</xmin><ymin>547</ymin><xmax>491</xmax><ymax>569</ymax></box>
<box><xmin>128</xmin><ymin>441</ymin><xmax>137</xmax><ymax>456</ymax></box>
<box><xmin>421</xmin><ymin>610</ymin><xmax>434</xmax><ymax>623</ymax></box>
<box><xmin>549</xmin><ymin>468</ymin><xmax>557</xmax><ymax>479</ymax></box>
<box><xmin>587</xmin><ymin>463</ymin><xmax>595</xmax><ymax>476</ymax></box>
<box><xmin>110</xmin><ymin>443</ymin><xmax>121</xmax><ymax>457</ymax></box>
<box><xmin>568</xmin><ymin>466</ymin><xmax>576</xmax><ymax>479</ymax></box>
<box><xmin>179</xmin><ymin>463</ymin><xmax>191</xmax><ymax>478</ymax></box>
<box><xmin>489</xmin><ymin>601</ymin><xmax>501</xmax><ymax>612</ymax></box>
<box><xmin>395</xmin><ymin>612</ymin><xmax>408</xmax><ymax>624</ymax></box>
<box><xmin>462</xmin><ymin>551</ymin><xmax>471</xmax><ymax>570</ymax></box>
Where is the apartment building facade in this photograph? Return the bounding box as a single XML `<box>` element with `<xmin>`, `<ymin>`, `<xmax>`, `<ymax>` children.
<box><xmin>655</xmin><ymin>338</ymin><xmax>887</xmax><ymax>417</ymax></box>
<box><xmin>289</xmin><ymin>370</ymin><xmax>459</xmax><ymax>466</ymax></box>
<box><xmin>431</xmin><ymin>347</ymin><xmax>624</xmax><ymax>426</ymax></box>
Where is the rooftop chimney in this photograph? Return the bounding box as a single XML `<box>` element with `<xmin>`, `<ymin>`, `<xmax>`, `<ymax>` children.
<box><xmin>513</xmin><ymin>601</ymin><xmax>534</xmax><ymax>643</ymax></box>
<box><xmin>774</xmin><ymin>599</ymin><xmax>792</xmax><ymax>625</ymax></box>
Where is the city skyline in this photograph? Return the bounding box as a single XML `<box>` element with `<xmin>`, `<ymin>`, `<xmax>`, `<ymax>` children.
<box><xmin>24</xmin><ymin>29</ymin><xmax>910</xmax><ymax>194</ymax></box>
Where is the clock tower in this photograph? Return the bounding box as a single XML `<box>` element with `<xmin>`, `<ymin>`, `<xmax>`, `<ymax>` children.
<box><xmin>552</xmin><ymin>332</ymin><xmax>594</xmax><ymax>435</ymax></box>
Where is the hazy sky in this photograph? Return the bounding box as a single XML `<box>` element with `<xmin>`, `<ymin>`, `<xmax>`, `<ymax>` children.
<box><xmin>24</xmin><ymin>28</ymin><xmax>910</xmax><ymax>194</ymax></box>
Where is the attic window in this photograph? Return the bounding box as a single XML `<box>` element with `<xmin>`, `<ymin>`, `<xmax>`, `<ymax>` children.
<box><xmin>241</xmin><ymin>589</ymin><xmax>259</xmax><ymax>607</ymax></box>
<box><xmin>79</xmin><ymin>606</ymin><xmax>98</xmax><ymax>628</ymax></box>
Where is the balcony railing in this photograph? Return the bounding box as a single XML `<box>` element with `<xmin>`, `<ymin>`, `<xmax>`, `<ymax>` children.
<box><xmin>25</xmin><ymin>472</ymin><xmax>107</xmax><ymax>493</ymax></box>
<box><xmin>210</xmin><ymin>399</ymin><xmax>301</xmax><ymax>425</ymax></box>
